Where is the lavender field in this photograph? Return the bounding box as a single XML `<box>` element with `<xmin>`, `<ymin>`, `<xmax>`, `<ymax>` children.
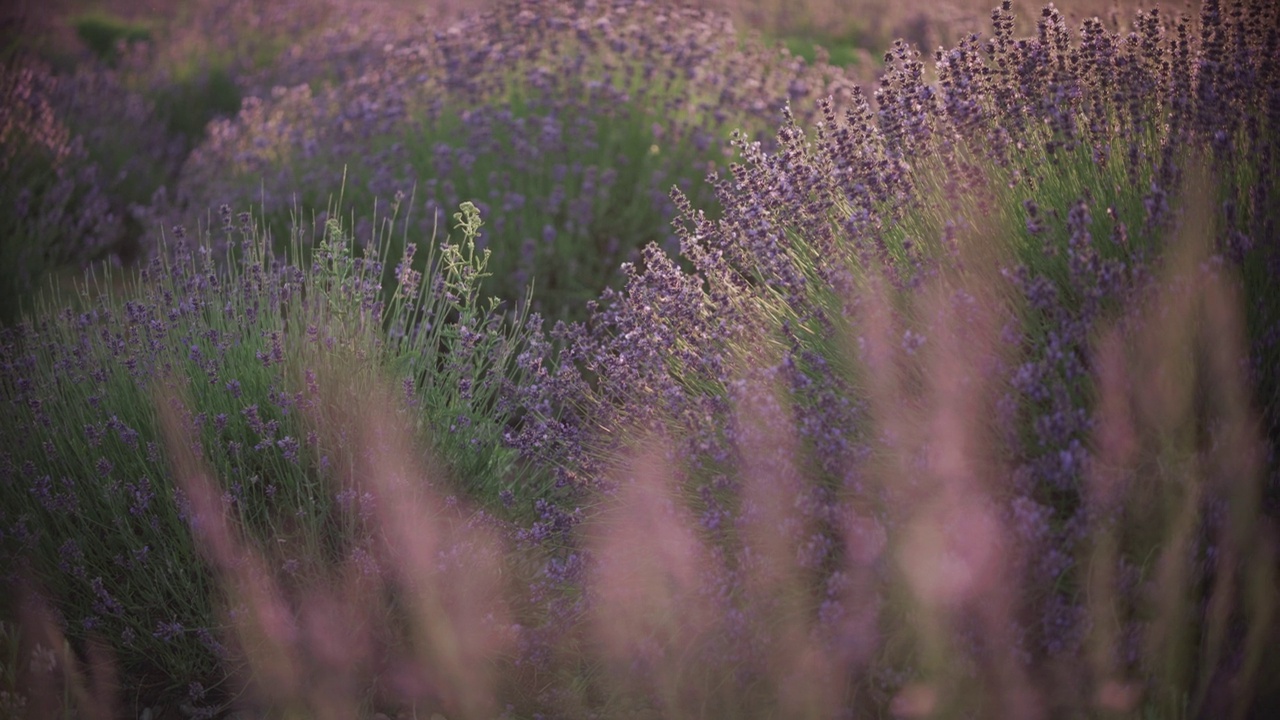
<box><xmin>1</xmin><ymin>0</ymin><xmax>1278</xmax><ymax>718</ymax></box>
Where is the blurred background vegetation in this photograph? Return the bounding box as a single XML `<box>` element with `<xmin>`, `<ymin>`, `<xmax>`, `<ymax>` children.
<box><xmin>0</xmin><ymin>0</ymin><xmax>1147</xmax><ymax>325</ymax></box>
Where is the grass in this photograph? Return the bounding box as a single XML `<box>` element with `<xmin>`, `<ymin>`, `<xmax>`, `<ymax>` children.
<box><xmin>775</xmin><ymin>31</ymin><xmax>870</xmax><ymax>67</ymax></box>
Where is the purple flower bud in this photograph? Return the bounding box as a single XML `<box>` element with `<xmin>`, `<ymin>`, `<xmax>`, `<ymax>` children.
<box><xmin>153</xmin><ymin>620</ymin><xmax>184</xmax><ymax>643</ymax></box>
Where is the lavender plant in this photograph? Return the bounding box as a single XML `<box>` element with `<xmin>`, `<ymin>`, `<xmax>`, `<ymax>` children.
<box><xmin>0</xmin><ymin>200</ymin><xmax>549</xmax><ymax>713</ymax></box>
<box><xmin>500</xmin><ymin>0</ymin><xmax>1279</xmax><ymax>714</ymax></box>
<box><xmin>1</xmin><ymin>59</ymin><xmax>132</xmax><ymax>324</ymax></box>
<box><xmin>169</xmin><ymin>0</ymin><xmax>858</xmax><ymax>320</ymax></box>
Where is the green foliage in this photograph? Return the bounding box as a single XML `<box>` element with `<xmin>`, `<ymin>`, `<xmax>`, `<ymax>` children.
<box><xmin>214</xmin><ymin>77</ymin><xmax>732</xmax><ymax>322</ymax></box>
<box><xmin>400</xmin><ymin>96</ymin><xmax>723</xmax><ymax>317</ymax></box>
<box><xmin>0</xmin><ymin>148</ymin><xmax>57</xmax><ymax>325</ymax></box>
<box><xmin>776</xmin><ymin>31</ymin><xmax>868</xmax><ymax>67</ymax></box>
<box><xmin>153</xmin><ymin>64</ymin><xmax>242</xmax><ymax>141</ymax></box>
<box><xmin>71</xmin><ymin>14</ymin><xmax>151</xmax><ymax>67</ymax></box>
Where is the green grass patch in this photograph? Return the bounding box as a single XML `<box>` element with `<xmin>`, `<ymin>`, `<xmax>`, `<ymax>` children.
<box><xmin>71</xmin><ymin>13</ymin><xmax>151</xmax><ymax>66</ymax></box>
<box><xmin>152</xmin><ymin>63</ymin><xmax>242</xmax><ymax>141</ymax></box>
<box><xmin>776</xmin><ymin>30</ymin><xmax>869</xmax><ymax>67</ymax></box>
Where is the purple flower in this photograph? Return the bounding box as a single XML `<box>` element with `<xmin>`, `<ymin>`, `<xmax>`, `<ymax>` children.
<box><xmin>84</xmin><ymin>422</ymin><xmax>105</xmax><ymax>448</ymax></box>
<box><xmin>57</xmin><ymin>538</ymin><xmax>85</xmax><ymax>576</ymax></box>
<box><xmin>116</xmin><ymin>424</ymin><xmax>140</xmax><ymax>450</ymax></box>
<box><xmin>242</xmin><ymin>404</ymin><xmax>263</xmax><ymax>434</ymax></box>
<box><xmin>197</xmin><ymin>628</ymin><xmax>228</xmax><ymax>659</ymax></box>
<box><xmin>153</xmin><ymin>620</ymin><xmax>184</xmax><ymax>642</ymax></box>
<box><xmin>126</xmin><ymin>477</ymin><xmax>155</xmax><ymax>517</ymax></box>
<box><xmin>89</xmin><ymin>576</ymin><xmax>124</xmax><ymax>616</ymax></box>
<box><xmin>276</xmin><ymin>436</ymin><xmax>300</xmax><ymax>464</ymax></box>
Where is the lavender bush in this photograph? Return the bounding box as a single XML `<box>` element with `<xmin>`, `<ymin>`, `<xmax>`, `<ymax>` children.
<box><xmin>0</xmin><ymin>201</ymin><xmax>556</xmax><ymax>715</ymax></box>
<box><xmin>170</xmin><ymin>0</ymin><xmax>858</xmax><ymax>319</ymax></box>
<box><xmin>1</xmin><ymin>0</ymin><xmax>1278</xmax><ymax>718</ymax></box>
<box><xmin>0</xmin><ymin>57</ymin><xmax>168</xmax><ymax>323</ymax></box>
<box><xmin>494</xmin><ymin>0</ymin><xmax>1279</xmax><ymax>713</ymax></box>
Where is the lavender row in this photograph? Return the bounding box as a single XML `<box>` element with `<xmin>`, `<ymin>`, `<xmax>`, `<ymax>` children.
<box><xmin>167</xmin><ymin>0</ymin><xmax>860</xmax><ymax>319</ymax></box>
